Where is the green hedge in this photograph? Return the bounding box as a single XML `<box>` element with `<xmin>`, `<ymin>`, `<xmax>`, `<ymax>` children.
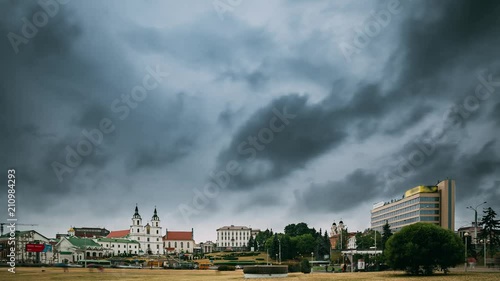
<box><xmin>223</xmin><ymin>257</ymin><xmax>238</xmax><ymax>260</ymax></box>
<box><xmin>255</xmin><ymin>258</ymin><xmax>264</xmax><ymax>261</ymax></box>
<box><xmin>217</xmin><ymin>265</ymin><xmax>236</xmax><ymax>271</ymax></box>
<box><xmin>284</xmin><ymin>262</ymin><xmax>301</xmax><ymax>272</ymax></box>
<box><xmin>243</xmin><ymin>265</ymin><xmax>288</xmax><ymax>274</ymax></box>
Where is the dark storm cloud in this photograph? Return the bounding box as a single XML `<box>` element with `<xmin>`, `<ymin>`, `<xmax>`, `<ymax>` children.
<box><xmin>0</xmin><ymin>1</ymin><xmax>205</xmax><ymax>217</ymax></box>
<box><xmin>214</xmin><ymin>93</ymin><xmax>347</xmax><ymax>190</ymax></box>
<box><xmin>295</xmin><ymin>169</ymin><xmax>383</xmax><ymax>212</ymax></box>
<box><xmin>295</xmin><ymin>0</ymin><xmax>500</xmax><ymax>213</ymax></box>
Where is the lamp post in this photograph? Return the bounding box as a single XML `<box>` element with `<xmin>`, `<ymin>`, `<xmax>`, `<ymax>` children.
<box><xmin>480</xmin><ymin>239</ymin><xmax>490</xmax><ymax>267</ymax></box>
<box><xmin>464</xmin><ymin>232</ymin><xmax>469</xmax><ymax>272</ymax></box>
<box><xmin>278</xmin><ymin>238</ymin><xmax>281</xmax><ymax>265</ymax></box>
<box><xmin>311</xmin><ymin>252</ymin><xmax>314</xmax><ymax>273</ymax></box>
<box><xmin>467</xmin><ymin>201</ymin><xmax>487</xmax><ymax>246</ymax></box>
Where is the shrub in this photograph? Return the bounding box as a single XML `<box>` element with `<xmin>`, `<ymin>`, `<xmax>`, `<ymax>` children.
<box><xmin>285</xmin><ymin>262</ymin><xmax>301</xmax><ymax>272</ymax></box>
<box><xmin>243</xmin><ymin>265</ymin><xmax>288</xmax><ymax>275</ymax></box>
<box><xmin>223</xmin><ymin>256</ymin><xmax>238</xmax><ymax>260</ymax></box>
<box><xmin>217</xmin><ymin>265</ymin><xmax>236</xmax><ymax>271</ymax></box>
<box><xmin>385</xmin><ymin>222</ymin><xmax>463</xmax><ymax>275</ymax></box>
<box><xmin>255</xmin><ymin>258</ymin><xmax>264</xmax><ymax>261</ymax></box>
<box><xmin>300</xmin><ymin>259</ymin><xmax>311</xmax><ymax>274</ymax></box>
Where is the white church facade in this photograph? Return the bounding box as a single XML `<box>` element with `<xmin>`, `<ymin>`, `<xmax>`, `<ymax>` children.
<box><xmin>128</xmin><ymin>205</ymin><xmax>164</xmax><ymax>255</ymax></box>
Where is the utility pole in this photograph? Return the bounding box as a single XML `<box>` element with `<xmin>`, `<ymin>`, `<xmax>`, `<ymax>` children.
<box><xmin>467</xmin><ymin>201</ymin><xmax>487</xmax><ymax>247</ymax></box>
<box><xmin>278</xmin><ymin>238</ymin><xmax>281</xmax><ymax>264</ymax></box>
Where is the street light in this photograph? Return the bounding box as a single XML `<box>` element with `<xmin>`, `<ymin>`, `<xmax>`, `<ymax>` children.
<box><xmin>311</xmin><ymin>252</ymin><xmax>314</xmax><ymax>273</ymax></box>
<box><xmin>480</xmin><ymin>239</ymin><xmax>490</xmax><ymax>267</ymax></box>
<box><xmin>464</xmin><ymin>232</ymin><xmax>469</xmax><ymax>272</ymax></box>
<box><xmin>278</xmin><ymin>238</ymin><xmax>281</xmax><ymax>264</ymax></box>
<box><xmin>467</xmin><ymin>201</ymin><xmax>487</xmax><ymax>245</ymax></box>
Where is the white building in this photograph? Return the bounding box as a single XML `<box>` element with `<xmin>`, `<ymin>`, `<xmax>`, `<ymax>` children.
<box><xmin>199</xmin><ymin>241</ymin><xmax>215</xmax><ymax>254</ymax></box>
<box><xmin>55</xmin><ymin>236</ymin><xmax>108</xmax><ymax>263</ymax></box>
<box><xmin>127</xmin><ymin>205</ymin><xmax>164</xmax><ymax>255</ymax></box>
<box><xmin>216</xmin><ymin>225</ymin><xmax>259</xmax><ymax>251</ymax></box>
<box><xmin>0</xmin><ymin>230</ymin><xmax>54</xmax><ymax>264</ymax></box>
<box><xmin>347</xmin><ymin>235</ymin><xmax>357</xmax><ymax>250</ymax></box>
<box><xmin>95</xmin><ymin>238</ymin><xmax>140</xmax><ymax>256</ymax></box>
<box><xmin>163</xmin><ymin>229</ymin><xmax>195</xmax><ymax>254</ymax></box>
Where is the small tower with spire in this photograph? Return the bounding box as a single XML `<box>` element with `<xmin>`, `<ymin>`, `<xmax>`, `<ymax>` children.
<box><xmin>150</xmin><ymin>206</ymin><xmax>163</xmax><ymax>254</ymax></box>
<box><xmin>131</xmin><ymin>204</ymin><xmax>143</xmax><ymax>235</ymax></box>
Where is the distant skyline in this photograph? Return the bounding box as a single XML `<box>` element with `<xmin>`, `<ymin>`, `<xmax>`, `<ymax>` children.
<box><xmin>1</xmin><ymin>0</ymin><xmax>499</xmax><ymax>243</ymax></box>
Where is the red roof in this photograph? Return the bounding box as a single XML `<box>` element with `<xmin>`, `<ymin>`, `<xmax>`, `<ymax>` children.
<box><xmin>106</xmin><ymin>229</ymin><xmax>130</xmax><ymax>238</ymax></box>
<box><xmin>164</xmin><ymin>231</ymin><xmax>193</xmax><ymax>241</ymax></box>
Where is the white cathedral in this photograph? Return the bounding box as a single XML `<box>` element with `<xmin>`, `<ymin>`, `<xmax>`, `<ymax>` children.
<box><xmin>128</xmin><ymin>205</ymin><xmax>164</xmax><ymax>255</ymax></box>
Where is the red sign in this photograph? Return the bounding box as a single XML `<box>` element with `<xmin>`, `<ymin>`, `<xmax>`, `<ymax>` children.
<box><xmin>26</xmin><ymin>244</ymin><xmax>45</xmax><ymax>252</ymax></box>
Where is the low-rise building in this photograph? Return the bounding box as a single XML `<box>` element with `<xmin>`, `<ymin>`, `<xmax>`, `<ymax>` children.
<box><xmin>0</xmin><ymin>230</ymin><xmax>54</xmax><ymax>264</ymax></box>
<box><xmin>163</xmin><ymin>229</ymin><xmax>195</xmax><ymax>254</ymax></box>
<box><xmin>55</xmin><ymin>236</ymin><xmax>108</xmax><ymax>263</ymax></box>
<box><xmin>199</xmin><ymin>241</ymin><xmax>215</xmax><ymax>254</ymax></box>
<box><xmin>216</xmin><ymin>225</ymin><xmax>259</xmax><ymax>251</ymax></box>
<box><xmin>95</xmin><ymin>238</ymin><xmax>140</xmax><ymax>256</ymax></box>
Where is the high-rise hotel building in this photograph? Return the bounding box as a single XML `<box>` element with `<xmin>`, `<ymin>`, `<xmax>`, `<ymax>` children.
<box><xmin>371</xmin><ymin>179</ymin><xmax>455</xmax><ymax>232</ymax></box>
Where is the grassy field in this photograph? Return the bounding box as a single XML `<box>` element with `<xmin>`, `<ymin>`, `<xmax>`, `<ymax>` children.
<box><xmin>0</xmin><ymin>268</ymin><xmax>498</xmax><ymax>281</ymax></box>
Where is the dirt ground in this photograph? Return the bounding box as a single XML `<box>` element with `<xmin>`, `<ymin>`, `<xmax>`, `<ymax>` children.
<box><xmin>0</xmin><ymin>267</ymin><xmax>498</xmax><ymax>281</ymax></box>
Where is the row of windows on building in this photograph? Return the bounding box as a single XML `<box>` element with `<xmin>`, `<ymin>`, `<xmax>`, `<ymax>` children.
<box><xmin>372</xmin><ymin>206</ymin><xmax>440</xmax><ymax>225</ymax></box>
<box><xmin>134</xmin><ymin>228</ymin><xmax>160</xmax><ymax>235</ymax></box>
<box><xmin>218</xmin><ymin>232</ymin><xmax>251</xmax><ymax>240</ymax></box>
<box><xmin>219</xmin><ymin>242</ymin><xmax>247</xmax><ymax>247</ymax></box>
<box><xmin>99</xmin><ymin>244</ymin><xmax>138</xmax><ymax>249</ymax></box>
<box><xmin>165</xmin><ymin>242</ymin><xmax>190</xmax><ymax>248</ymax></box>
<box><xmin>372</xmin><ymin>202</ymin><xmax>440</xmax><ymax>221</ymax></box>
<box><xmin>372</xmin><ymin>210</ymin><xmax>440</xmax><ymax>227</ymax></box>
<box><xmin>375</xmin><ymin>215</ymin><xmax>440</xmax><ymax>229</ymax></box>
<box><xmin>135</xmin><ymin>237</ymin><xmax>160</xmax><ymax>242</ymax></box>
<box><xmin>372</xmin><ymin>197</ymin><xmax>440</xmax><ymax>217</ymax></box>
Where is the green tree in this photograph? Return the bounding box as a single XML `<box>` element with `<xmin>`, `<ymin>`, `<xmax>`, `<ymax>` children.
<box><xmin>247</xmin><ymin>236</ymin><xmax>254</xmax><ymax>251</ymax></box>
<box><xmin>293</xmin><ymin>233</ymin><xmax>316</xmax><ymax>255</ymax></box>
<box><xmin>385</xmin><ymin>223</ymin><xmax>463</xmax><ymax>275</ymax></box>
<box><xmin>300</xmin><ymin>258</ymin><xmax>311</xmax><ymax>273</ymax></box>
<box><xmin>381</xmin><ymin>221</ymin><xmax>393</xmax><ymax>253</ymax></box>
<box><xmin>256</xmin><ymin>229</ymin><xmax>273</xmax><ymax>251</ymax></box>
<box><xmin>355</xmin><ymin>229</ymin><xmax>381</xmax><ymax>250</ymax></box>
<box><xmin>479</xmin><ymin>207</ymin><xmax>500</xmax><ymax>257</ymax></box>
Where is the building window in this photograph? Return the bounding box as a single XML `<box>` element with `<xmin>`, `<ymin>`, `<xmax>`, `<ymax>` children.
<box><xmin>157</xmin><ymin>245</ymin><xmax>159</xmax><ymax>249</ymax></box>
<box><xmin>118</xmin><ymin>245</ymin><xmax>120</xmax><ymax>248</ymax></box>
<box><xmin>187</xmin><ymin>242</ymin><xmax>190</xmax><ymax>248</ymax></box>
<box><xmin>147</xmin><ymin>238</ymin><xmax>150</xmax><ymax>242</ymax></box>
<box><xmin>157</xmin><ymin>238</ymin><xmax>159</xmax><ymax>241</ymax></box>
<box><xmin>138</xmin><ymin>237</ymin><xmax>140</xmax><ymax>240</ymax></box>
<box><xmin>181</xmin><ymin>242</ymin><xmax>184</xmax><ymax>248</ymax></box>
<box><xmin>137</xmin><ymin>229</ymin><xmax>139</xmax><ymax>233</ymax></box>
<box><xmin>118</xmin><ymin>250</ymin><xmax>120</xmax><ymax>254</ymax></box>
<box><xmin>168</xmin><ymin>242</ymin><xmax>171</xmax><ymax>248</ymax></box>
<box><xmin>175</xmin><ymin>242</ymin><xmax>177</xmax><ymax>248</ymax></box>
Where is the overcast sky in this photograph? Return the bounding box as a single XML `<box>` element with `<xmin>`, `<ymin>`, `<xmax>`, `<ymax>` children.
<box><xmin>1</xmin><ymin>0</ymin><xmax>499</xmax><ymax>242</ymax></box>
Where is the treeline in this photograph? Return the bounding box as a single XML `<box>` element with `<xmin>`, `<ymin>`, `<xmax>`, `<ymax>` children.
<box><xmin>247</xmin><ymin>222</ymin><xmax>331</xmax><ymax>260</ymax></box>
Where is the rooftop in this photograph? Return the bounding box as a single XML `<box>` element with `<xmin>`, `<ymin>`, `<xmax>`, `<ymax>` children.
<box><xmin>217</xmin><ymin>225</ymin><xmax>252</xmax><ymax>231</ymax></box>
<box><xmin>106</xmin><ymin>229</ymin><xmax>130</xmax><ymax>238</ymax></box>
<box><xmin>97</xmin><ymin>238</ymin><xmax>139</xmax><ymax>244</ymax></box>
<box><xmin>164</xmin><ymin>231</ymin><xmax>193</xmax><ymax>241</ymax></box>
